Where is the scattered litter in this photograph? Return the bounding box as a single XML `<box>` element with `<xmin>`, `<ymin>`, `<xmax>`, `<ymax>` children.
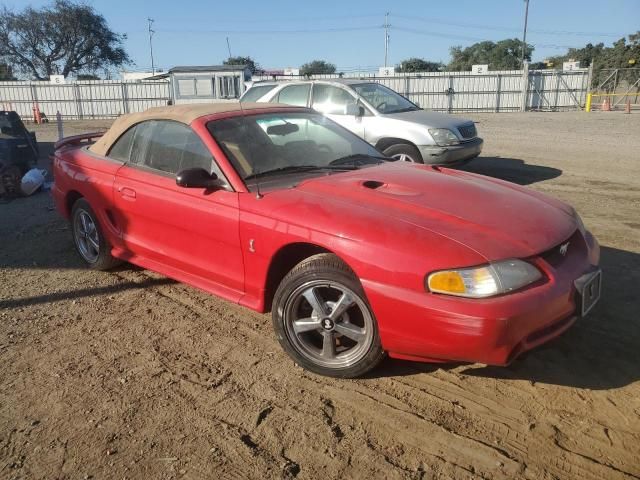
<box><xmin>20</xmin><ymin>168</ymin><xmax>47</xmax><ymax>196</ymax></box>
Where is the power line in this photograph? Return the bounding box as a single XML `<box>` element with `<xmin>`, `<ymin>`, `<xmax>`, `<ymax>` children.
<box><xmin>391</xmin><ymin>13</ymin><xmax>624</xmax><ymax>38</ymax></box>
<box><xmin>154</xmin><ymin>25</ymin><xmax>381</xmax><ymax>35</ymax></box>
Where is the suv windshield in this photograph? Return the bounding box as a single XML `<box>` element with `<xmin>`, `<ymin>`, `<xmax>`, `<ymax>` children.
<box><xmin>207</xmin><ymin>112</ymin><xmax>385</xmax><ymax>189</ymax></box>
<box><xmin>352</xmin><ymin>83</ymin><xmax>419</xmax><ymax>114</ymax></box>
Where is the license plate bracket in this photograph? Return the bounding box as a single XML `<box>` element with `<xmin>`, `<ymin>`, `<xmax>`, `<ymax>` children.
<box><xmin>574</xmin><ymin>269</ymin><xmax>602</xmax><ymax>317</ymax></box>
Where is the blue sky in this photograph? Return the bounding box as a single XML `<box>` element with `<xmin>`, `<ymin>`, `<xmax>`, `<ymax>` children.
<box><xmin>10</xmin><ymin>0</ymin><xmax>640</xmax><ymax>72</ymax></box>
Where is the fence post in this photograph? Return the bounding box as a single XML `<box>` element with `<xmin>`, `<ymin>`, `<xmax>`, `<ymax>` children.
<box><xmin>73</xmin><ymin>82</ymin><xmax>83</xmax><ymax>119</ymax></box>
<box><xmin>585</xmin><ymin>93</ymin><xmax>592</xmax><ymax>112</ymax></box>
<box><xmin>56</xmin><ymin>111</ymin><xmax>64</xmax><ymax>139</ymax></box>
<box><xmin>495</xmin><ymin>74</ymin><xmax>502</xmax><ymax>112</ymax></box>
<box><xmin>447</xmin><ymin>75</ymin><xmax>454</xmax><ymax>113</ymax></box>
<box><xmin>121</xmin><ymin>82</ymin><xmax>129</xmax><ymax>114</ymax></box>
<box><xmin>520</xmin><ymin>63</ymin><xmax>529</xmax><ymax>112</ymax></box>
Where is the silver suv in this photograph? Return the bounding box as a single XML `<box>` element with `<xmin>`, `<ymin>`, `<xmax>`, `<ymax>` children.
<box><xmin>241</xmin><ymin>79</ymin><xmax>483</xmax><ymax>165</ymax></box>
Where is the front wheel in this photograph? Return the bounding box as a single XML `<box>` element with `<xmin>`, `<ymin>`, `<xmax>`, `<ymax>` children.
<box><xmin>272</xmin><ymin>254</ymin><xmax>385</xmax><ymax>378</ymax></box>
<box><xmin>383</xmin><ymin>144</ymin><xmax>423</xmax><ymax>163</ymax></box>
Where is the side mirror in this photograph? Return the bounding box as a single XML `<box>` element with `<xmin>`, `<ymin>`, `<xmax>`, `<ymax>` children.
<box><xmin>345</xmin><ymin>103</ymin><xmax>364</xmax><ymax>117</ymax></box>
<box><xmin>176</xmin><ymin>168</ymin><xmax>221</xmax><ymax>189</ymax></box>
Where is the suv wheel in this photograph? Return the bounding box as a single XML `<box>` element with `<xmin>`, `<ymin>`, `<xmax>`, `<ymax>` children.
<box><xmin>383</xmin><ymin>144</ymin><xmax>423</xmax><ymax>163</ymax></box>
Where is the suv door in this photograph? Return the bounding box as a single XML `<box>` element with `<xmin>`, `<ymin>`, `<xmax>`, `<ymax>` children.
<box><xmin>310</xmin><ymin>84</ymin><xmax>366</xmax><ymax>138</ymax></box>
<box><xmin>111</xmin><ymin>120</ymin><xmax>244</xmax><ymax>294</ymax></box>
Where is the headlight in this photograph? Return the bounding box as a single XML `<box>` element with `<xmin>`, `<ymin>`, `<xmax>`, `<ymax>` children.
<box><xmin>427</xmin><ymin>259</ymin><xmax>542</xmax><ymax>298</ymax></box>
<box><xmin>428</xmin><ymin>128</ymin><xmax>460</xmax><ymax>146</ymax></box>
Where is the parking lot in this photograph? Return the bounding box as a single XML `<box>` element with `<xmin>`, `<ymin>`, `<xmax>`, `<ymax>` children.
<box><xmin>1</xmin><ymin>111</ymin><xmax>639</xmax><ymax>479</ymax></box>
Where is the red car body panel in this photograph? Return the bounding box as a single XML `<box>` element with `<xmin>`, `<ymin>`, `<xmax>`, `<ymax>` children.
<box><xmin>51</xmin><ymin>107</ymin><xmax>600</xmax><ymax>366</ymax></box>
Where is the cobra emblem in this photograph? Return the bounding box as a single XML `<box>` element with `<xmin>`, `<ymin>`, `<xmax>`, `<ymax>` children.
<box><xmin>559</xmin><ymin>242</ymin><xmax>570</xmax><ymax>256</ymax></box>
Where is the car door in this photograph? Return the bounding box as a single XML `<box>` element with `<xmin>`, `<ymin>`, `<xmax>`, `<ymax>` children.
<box><xmin>111</xmin><ymin>120</ymin><xmax>244</xmax><ymax>294</ymax></box>
<box><xmin>310</xmin><ymin>84</ymin><xmax>366</xmax><ymax>138</ymax></box>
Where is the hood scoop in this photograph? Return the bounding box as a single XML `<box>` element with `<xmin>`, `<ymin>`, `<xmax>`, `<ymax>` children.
<box><xmin>362</xmin><ymin>180</ymin><xmax>385</xmax><ymax>190</ymax></box>
<box><xmin>361</xmin><ymin>180</ymin><xmax>421</xmax><ymax>196</ymax></box>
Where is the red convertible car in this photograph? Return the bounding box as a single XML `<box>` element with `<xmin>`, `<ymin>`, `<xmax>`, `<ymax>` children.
<box><xmin>51</xmin><ymin>103</ymin><xmax>601</xmax><ymax>377</ymax></box>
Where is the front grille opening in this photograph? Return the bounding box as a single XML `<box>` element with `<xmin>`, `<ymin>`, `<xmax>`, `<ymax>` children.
<box><xmin>540</xmin><ymin>229</ymin><xmax>585</xmax><ymax>268</ymax></box>
<box><xmin>457</xmin><ymin>123</ymin><xmax>477</xmax><ymax>139</ymax></box>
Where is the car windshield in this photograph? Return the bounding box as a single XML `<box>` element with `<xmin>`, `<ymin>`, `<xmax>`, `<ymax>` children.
<box><xmin>207</xmin><ymin>112</ymin><xmax>386</xmax><ymax>190</ymax></box>
<box><xmin>352</xmin><ymin>83</ymin><xmax>419</xmax><ymax>114</ymax></box>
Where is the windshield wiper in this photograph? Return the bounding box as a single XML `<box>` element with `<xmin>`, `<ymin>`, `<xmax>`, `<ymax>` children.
<box><xmin>244</xmin><ymin>164</ymin><xmax>358</xmax><ymax>181</ymax></box>
<box><xmin>329</xmin><ymin>153</ymin><xmax>389</xmax><ymax>167</ymax></box>
<box><xmin>387</xmin><ymin>106</ymin><xmax>420</xmax><ymax>113</ymax></box>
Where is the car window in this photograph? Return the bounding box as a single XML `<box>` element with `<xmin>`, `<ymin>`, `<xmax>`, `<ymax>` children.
<box><xmin>311</xmin><ymin>85</ymin><xmax>355</xmax><ymax>115</ymax></box>
<box><xmin>274</xmin><ymin>84</ymin><xmax>310</xmax><ymax>107</ymax></box>
<box><xmin>107</xmin><ymin>126</ymin><xmax>136</xmax><ymax>161</ymax></box>
<box><xmin>241</xmin><ymin>85</ymin><xmax>277</xmax><ymax>102</ymax></box>
<box><xmin>124</xmin><ymin>120</ymin><xmax>225</xmax><ymax>180</ymax></box>
<box><xmin>352</xmin><ymin>83</ymin><xmax>418</xmax><ymax>114</ymax></box>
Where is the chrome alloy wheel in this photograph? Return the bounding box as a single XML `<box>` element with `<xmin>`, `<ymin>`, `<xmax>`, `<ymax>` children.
<box><xmin>391</xmin><ymin>153</ymin><xmax>416</xmax><ymax>162</ymax></box>
<box><xmin>74</xmin><ymin>209</ymin><xmax>100</xmax><ymax>263</ymax></box>
<box><xmin>283</xmin><ymin>280</ymin><xmax>375</xmax><ymax>368</ymax></box>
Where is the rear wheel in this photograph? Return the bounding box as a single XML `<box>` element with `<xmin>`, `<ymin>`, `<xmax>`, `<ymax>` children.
<box><xmin>71</xmin><ymin>198</ymin><xmax>121</xmax><ymax>270</ymax></box>
<box><xmin>383</xmin><ymin>143</ymin><xmax>423</xmax><ymax>163</ymax></box>
<box><xmin>272</xmin><ymin>253</ymin><xmax>385</xmax><ymax>378</ymax></box>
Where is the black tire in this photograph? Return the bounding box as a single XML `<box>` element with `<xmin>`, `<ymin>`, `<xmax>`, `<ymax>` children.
<box><xmin>272</xmin><ymin>253</ymin><xmax>385</xmax><ymax>378</ymax></box>
<box><xmin>383</xmin><ymin>143</ymin><xmax>423</xmax><ymax>163</ymax></box>
<box><xmin>71</xmin><ymin>198</ymin><xmax>121</xmax><ymax>270</ymax></box>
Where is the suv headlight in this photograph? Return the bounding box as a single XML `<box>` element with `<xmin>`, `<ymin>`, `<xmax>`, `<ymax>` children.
<box><xmin>427</xmin><ymin>259</ymin><xmax>542</xmax><ymax>298</ymax></box>
<box><xmin>428</xmin><ymin>128</ymin><xmax>460</xmax><ymax>146</ymax></box>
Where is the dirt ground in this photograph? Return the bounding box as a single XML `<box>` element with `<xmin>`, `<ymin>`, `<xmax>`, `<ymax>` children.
<box><xmin>1</xmin><ymin>112</ymin><xmax>639</xmax><ymax>480</ymax></box>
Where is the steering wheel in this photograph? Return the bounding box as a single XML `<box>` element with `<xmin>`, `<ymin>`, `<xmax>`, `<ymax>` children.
<box><xmin>375</xmin><ymin>101</ymin><xmax>387</xmax><ymax>112</ymax></box>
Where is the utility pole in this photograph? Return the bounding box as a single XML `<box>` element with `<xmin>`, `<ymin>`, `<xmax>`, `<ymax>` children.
<box><xmin>226</xmin><ymin>37</ymin><xmax>233</xmax><ymax>59</ymax></box>
<box><xmin>384</xmin><ymin>12</ymin><xmax>390</xmax><ymax>68</ymax></box>
<box><xmin>147</xmin><ymin>18</ymin><xmax>156</xmax><ymax>76</ymax></box>
<box><xmin>521</xmin><ymin>0</ymin><xmax>530</xmax><ymax>68</ymax></box>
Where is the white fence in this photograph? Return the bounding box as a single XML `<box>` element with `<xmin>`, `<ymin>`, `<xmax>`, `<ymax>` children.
<box><xmin>0</xmin><ymin>66</ymin><xmax>590</xmax><ymax>120</ymax></box>
<box><xmin>255</xmin><ymin>66</ymin><xmax>591</xmax><ymax>113</ymax></box>
<box><xmin>0</xmin><ymin>79</ymin><xmax>170</xmax><ymax>120</ymax></box>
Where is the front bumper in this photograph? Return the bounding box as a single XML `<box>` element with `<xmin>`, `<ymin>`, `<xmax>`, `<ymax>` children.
<box><xmin>363</xmin><ymin>230</ymin><xmax>600</xmax><ymax>366</ymax></box>
<box><xmin>418</xmin><ymin>137</ymin><xmax>483</xmax><ymax>166</ymax></box>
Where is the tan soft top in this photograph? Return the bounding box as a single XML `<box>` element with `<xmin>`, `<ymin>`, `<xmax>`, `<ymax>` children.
<box><xmin>90</xmin><ymin>102</ymin><xmax>297</xmax><ymax>156</ymax></box>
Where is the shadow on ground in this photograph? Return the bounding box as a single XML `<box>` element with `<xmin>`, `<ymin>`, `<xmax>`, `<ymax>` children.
<box><xmin>457</xmin><ymin>156</ymin><xmax>562</xmax><ymax>185</ymax></box>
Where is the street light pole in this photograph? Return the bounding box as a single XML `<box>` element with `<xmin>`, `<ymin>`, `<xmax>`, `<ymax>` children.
<box><xmin>521</xmin><ymin>0</ymin><xmax>530</xmax><ymax>68</ymax></box>
<box><xmin>384</xmin><ymin>12</ymin><xmax>390</xmax><ymax>68</ymax></box>
<box><xmin>148</xmin><ymin>18</ymin><xmax>156</xmax><ymax>76</ymax></box>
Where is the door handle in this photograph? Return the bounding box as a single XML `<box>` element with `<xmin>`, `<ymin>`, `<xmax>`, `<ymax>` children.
<box><xmin>118</xmin><ymin>186</ymin><xmax>136</xmax><ymax>199</ymax></box>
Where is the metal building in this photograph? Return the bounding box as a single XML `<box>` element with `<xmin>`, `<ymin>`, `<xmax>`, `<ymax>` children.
<box><xmin>154</xmin><ymin>65</ymin><xmax>251</xmax><ymax>104</ymax></box>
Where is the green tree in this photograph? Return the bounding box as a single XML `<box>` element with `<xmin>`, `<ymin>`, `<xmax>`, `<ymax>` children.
<box><xmin>300</xmin><ymin>60</ymin><xmax>336</xmax><ymax>76</ymax></box>
<box><xmin>397</xmin><ymin>58</ymin><xmax>444</xmax><ymax>73</ymax></box>
<box><xmin>541</xmin><ymin>32</ymin><xmax>640</xmax><ymax>88</ymax></box>
<box><xmin>0</xmin><ymin>63</ymin><xmax>15</xmax><ymax>80</ymax></box>
<box><xmin>0</xmin><ymin>0</ymin><xmax>129</xmax><ymax>80</ymax></box>
<box><xmin>223</xmin><ymin>56</ymin><xmax>260</xmax><ymax>75</ymax></box>
<box><xmin>448</xmin><ymin>39</ymin><xmax>534</xmax><ymax>71</ymax></box>
<box><xmin>76</xmin><ymin>73</ymin><xmax>100</xmax><ymax>80</ymax></box>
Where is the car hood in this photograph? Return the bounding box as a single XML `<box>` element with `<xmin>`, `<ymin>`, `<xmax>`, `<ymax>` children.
<box><xmin>382</xmin><ymin>109</ymin><xmax>472</xmax><ymax>130</ymax></box>
<box><xmin>294</xmin><ymin>163</ymin><xmax>576</xmax><ymax>261</ymax></box>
